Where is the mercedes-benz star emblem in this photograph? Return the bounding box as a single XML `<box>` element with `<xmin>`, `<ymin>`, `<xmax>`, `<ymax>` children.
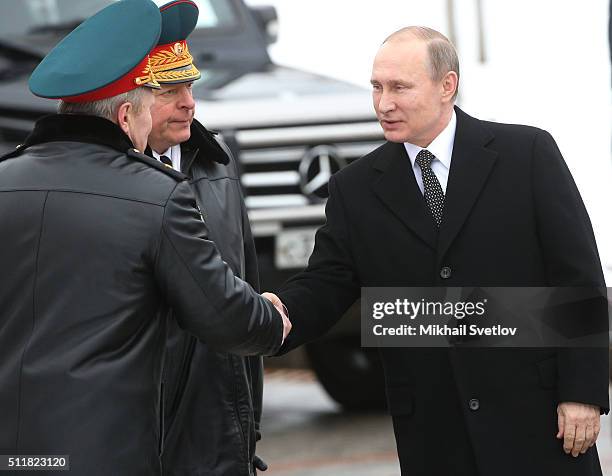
<box><xmin>298</xmin><ymin>145</ymin><xmax>346</xmax><ymax>200</ymax></box>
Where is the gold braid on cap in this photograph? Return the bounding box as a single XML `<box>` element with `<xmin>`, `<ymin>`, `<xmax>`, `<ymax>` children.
<box><xmin>135</xmin><ymin>56</ymin><xmax>160</xmax><ymax>87</ymax></box>
<box><xmin>150</xmin><ymin>42</ymin><xmax>194</xmax><ymax>73</ymax></box>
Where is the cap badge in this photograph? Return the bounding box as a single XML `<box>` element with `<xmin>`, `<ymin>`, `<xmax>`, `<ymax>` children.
<box><xmin>173</xmin><ymin>42</ymin><xmax>184</xmax><ymax>55</ymax></box>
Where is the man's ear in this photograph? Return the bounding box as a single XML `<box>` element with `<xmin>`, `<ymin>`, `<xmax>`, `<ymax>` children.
<box><xmin>441</xmin><ymin>71</ymin><xmax>458</xmax><ymax>101</ymax></box>
<box><xmin>116</xmin><ymin>102</ymin><xmax>132</xmax><ymax>136</ymax></box>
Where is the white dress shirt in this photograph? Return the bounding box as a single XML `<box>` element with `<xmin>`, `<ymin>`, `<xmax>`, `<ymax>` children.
<box><xmin>152</xmin><ymin>144</ymin><xmax>182</xmax><ymax>172</ymax></box>
<box><xmin>403</xmin><ymin>111</ymin><xmax>457</xmax><ymax>195</ymax></box>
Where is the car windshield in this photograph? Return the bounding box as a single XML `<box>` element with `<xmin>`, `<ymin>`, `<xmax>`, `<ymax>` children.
<box><xmin>0</xmin><ymin>0</ymin><xmax>237</xmax><ymax>36</ymax></box>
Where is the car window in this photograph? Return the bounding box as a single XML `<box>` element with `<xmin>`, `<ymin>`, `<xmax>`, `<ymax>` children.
<box><xmin>0</xmin><ymin>0</ymin><xmax>114</xmax><ymax>36</ymax></box>
<box><xmin>0</xmin><ymin>0</ymin><xmax>237</xmax><ymax>37</ymax></box>
<box><xmin>192</xmin><ymin>0</ymin><xmax>238</xmax><ymax>30</ymax></box>
<box><xmin>151</xmin><ymin>0</ymin><xmax>239</xmax><ymax>30</ymax></box>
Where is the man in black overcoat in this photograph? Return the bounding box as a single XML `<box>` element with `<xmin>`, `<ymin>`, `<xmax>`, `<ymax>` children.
<box><xmin>267</xmin><ymin>26</ymin><xmax>609</xmax><ymax>476</ymax></box>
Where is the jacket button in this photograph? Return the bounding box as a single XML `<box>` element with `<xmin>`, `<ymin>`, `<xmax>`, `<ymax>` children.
<box><xmin>440</xmin><ymin>266</ymin><xmax>452</xmax><ymax>279</ymax></box>
<box><xmin>469</xmin><ymin>398</ymin><xmax>480</xmax><ymax>411</ymax></box>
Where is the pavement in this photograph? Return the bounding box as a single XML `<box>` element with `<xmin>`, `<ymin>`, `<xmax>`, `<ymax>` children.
<box><xmin>259</xmin><ymin>369</ymin><xmax>399</xmax><ymax>476</ymax></box>
<box><xmin>259</xmin><ymin>369</ymin><xmax>612</xmax><ymax>476</ymax></box>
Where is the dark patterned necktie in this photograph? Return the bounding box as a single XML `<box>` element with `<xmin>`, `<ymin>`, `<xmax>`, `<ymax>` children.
<box><xmin>415</xmin><ymin>149</ymin><xmax>445</xmax><ymax>227</ymax></box>
<box><xmin>160</xmin><ymin>155</ymin><xmax>173</xmax><ymax>167</ymax></box>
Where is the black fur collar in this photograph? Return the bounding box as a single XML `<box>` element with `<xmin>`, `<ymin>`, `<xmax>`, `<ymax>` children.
<box><xmin>23</xmin><ymin>114</ymin><xmax>135</xmax><ymax>153</ymax></box>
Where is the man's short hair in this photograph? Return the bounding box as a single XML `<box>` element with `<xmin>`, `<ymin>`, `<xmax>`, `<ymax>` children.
<box><xmin>57</xmin><ymin>87</ymin><xmax>149</xmax><ymax>122</ymax></box>
<box><xmin>384</xmin><ymin>26</ymin><xmax>460</xmax><ymax>100</ymax></box>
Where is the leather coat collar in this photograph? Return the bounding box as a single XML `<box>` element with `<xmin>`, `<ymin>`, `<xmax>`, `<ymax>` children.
<box><xmin>184</xmin><ymin>119</ymin><xmax>229</xmax><ymax>165</ymax></box>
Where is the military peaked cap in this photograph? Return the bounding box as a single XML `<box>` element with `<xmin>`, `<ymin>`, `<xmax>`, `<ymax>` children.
<box><xmin>150</xmin><ymin>0</ymin><xmax>201</xmax><ymax>84</ymax></box>
<box><xmin>29</xmin><ymin>0</ymin><xmax>162</xmax><ymax>102</ymax></box>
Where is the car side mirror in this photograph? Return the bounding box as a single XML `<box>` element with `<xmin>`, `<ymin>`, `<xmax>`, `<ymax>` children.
<box><xmin>249</xmin><ymin>5</ymin><xmax>278</xmax><ymax>45</ymax></box>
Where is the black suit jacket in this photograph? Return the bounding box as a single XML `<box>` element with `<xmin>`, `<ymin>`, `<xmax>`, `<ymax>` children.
<box><xmin>279</xmin><ymin>107</ymin><xmax>609</xmax><ymax>476</ymax></box>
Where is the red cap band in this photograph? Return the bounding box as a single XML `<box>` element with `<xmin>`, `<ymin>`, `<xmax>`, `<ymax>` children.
<box><xmin>62</xmin><ymin>56</ymin><xmax>157</xmax><ymax>103</ymax></box>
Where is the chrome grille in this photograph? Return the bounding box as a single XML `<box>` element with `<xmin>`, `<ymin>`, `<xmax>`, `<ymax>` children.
<box><xmin>238</xmin><ymin>121</ymin><xmax>384</xmax><ymax>209</ymax></box>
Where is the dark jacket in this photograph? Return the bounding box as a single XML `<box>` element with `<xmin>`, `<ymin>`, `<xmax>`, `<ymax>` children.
<box><xmin>159</xmin><ymin>120</ymin><xmax>264</xmax><ymax>476</ymax></box>
<box><xmin>0</xmin><ymin>115</ymin><xmax>283</xmax><ymax>476</ymax></box>
<box><xmin>278</xmin><ymin>107</ymin><xmax>609</xmax><ymax>476</ymax></box>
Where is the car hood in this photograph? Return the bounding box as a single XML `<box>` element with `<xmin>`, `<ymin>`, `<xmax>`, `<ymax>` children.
<box><xmin>194</xmin><ymin>65</ymin><xmax>377</xmax><ymax>129</ymax></box>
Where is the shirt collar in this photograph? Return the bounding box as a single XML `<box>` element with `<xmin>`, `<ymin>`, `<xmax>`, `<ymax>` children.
<box><xmin>404</xmin><ymin>110</ymin><xmax>457</xmax><ymax>170</ymax></box>
<box><xmin>151</xmin><ymin>144</ymin><xmax>181</xmax><ymax>162</ymax></box>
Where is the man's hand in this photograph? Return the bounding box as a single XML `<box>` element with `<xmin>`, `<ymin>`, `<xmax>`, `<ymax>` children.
<box><xmin>262</xmin><ymin>292</ymin><xmax>291</xmax><ymax>343</ymax></box>
<box><xmin>556</xmin><ymin>402</ymin><xmax>600</xmax><ymax>457</ymax></box>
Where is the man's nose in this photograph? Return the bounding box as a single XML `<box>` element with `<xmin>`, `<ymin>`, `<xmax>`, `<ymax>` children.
<box><xmin>378</xmin><ymin>91</ymin><xmax>396</xmax><ymax>114</ymax></box>
<box><xmin>178</xmin><ymin>88</ymin><xmax>195</xmax><ymax>109</ymax></box>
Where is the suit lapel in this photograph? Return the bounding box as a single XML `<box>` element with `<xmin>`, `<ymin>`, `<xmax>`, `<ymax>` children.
<box><xmin>438</xmin><ymin>107</ymin><xmax>498</xmax><ymax>258</ymax></box>
<box><xmin>371</xmin><ymin>142</ymin><xmax>438</xmax><ymax>250</ymax></box>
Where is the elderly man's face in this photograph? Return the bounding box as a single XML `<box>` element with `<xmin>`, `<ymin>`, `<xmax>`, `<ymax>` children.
<box><xmin>371</xmin><ymin>39</ymin><xmax>451</xmax><ymax>147</ymax></box>
<box><xmin>148</xmin><ymin>82</ymin><xmax>195</xmax><ymax>153</ymax></box>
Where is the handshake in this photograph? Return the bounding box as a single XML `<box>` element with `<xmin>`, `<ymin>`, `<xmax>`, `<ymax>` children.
<box><xmin>262</xmin><ymin>292</ymin><xmax>291</xmax><ymax>343</ymax></box>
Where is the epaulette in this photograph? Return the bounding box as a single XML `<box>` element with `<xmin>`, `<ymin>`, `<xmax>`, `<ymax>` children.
<box><xmin>0</xmin><ymin>143</ymin><xmax>29</xmax><ymax>162</ymax></box>
<box><xmin>127</xmin><ymin>148</ymin><xmax>188</xmax><ymax>181</ymax></box>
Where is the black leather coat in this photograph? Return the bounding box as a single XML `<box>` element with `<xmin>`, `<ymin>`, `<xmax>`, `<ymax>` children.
<box><xmin>0</xmin><ymin>115</ymin><xmax>282</xmax><ymax>476</ymax></box>
<box><xmin>160</xmin><ymin>120</ymin><xmax>265</xmax><ymax>476</ymax></box>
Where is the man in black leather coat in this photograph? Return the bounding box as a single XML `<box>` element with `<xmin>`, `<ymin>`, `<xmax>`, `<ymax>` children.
<box><xmin>0</xmin><ymin>2</ymin><xmax>288</xmax><ymax>475</ymax></box>
<box><xmin>155</xmin><ymin>108</ymin><xmax>269</xmax><ymax>476</ymax></box>
<box><xmin>146</xmin><ymin>2</ymin><xmax>269</xmax><ymax>474</ymax></box>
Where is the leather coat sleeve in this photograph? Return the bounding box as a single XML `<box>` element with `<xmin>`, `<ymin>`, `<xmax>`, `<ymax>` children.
<box><xmin>154</xmin><ymin>180</ymin><xmax>283</xmax><ymax>356</ymax></box>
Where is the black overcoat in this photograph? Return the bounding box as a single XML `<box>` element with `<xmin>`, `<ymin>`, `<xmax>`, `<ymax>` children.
<box><xmin>279</xmin><ymin>107</ymin><xmax>609</xmax><ymax>476</ymax></box>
